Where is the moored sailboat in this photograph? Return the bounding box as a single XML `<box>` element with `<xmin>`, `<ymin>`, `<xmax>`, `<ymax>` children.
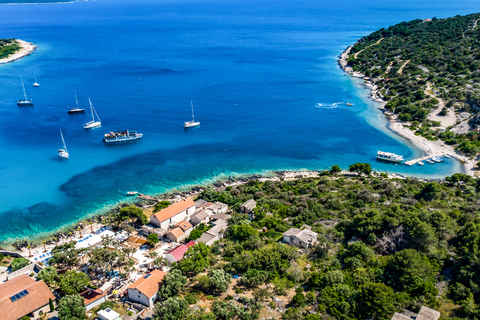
<box><xmin>184</xmin><ymin>101</ymin><xmax>200</xmax><ymax>128</ymax></box>
<box><xmin>33</xmin><ymin>72</ymin><xmax>39</xmax><ymax>87</ymax></box>
<box><xmin>17</xmin><ymin>76</ymin><xmax>33</xmax><ymax>106</ymax></box>
<box><xmin>68</xmin><ymin>91</ymin><xmax>85</xmax><ymax>114</ymax></box>
<box><xmin>83</xmin><ymin>99</ymin><xmax>101</xmax><ymax>129</ymax></box>
<box><xmin>58</xmin><ymin>129</ymin><xmax>69</xmax><ymax>159</ymax></box>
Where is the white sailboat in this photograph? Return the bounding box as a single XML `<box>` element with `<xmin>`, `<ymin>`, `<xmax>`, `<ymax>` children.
<box><xmin>68</xmin><ymin>91</ymin><xmax>85</xmax><ymax>113</ymax></box>
<box><xmin>184</xmin><ymin>101</ymin><xmax>200</xmax><ymax>128</ymax></box>
<box><xmin>83</xmin><ymin>99</ymin><xmax>101</xmax><ymax>129</ymax></box>
<box><xmin>33</xmin><ymin>72</ymin><xmax>39</xmax><ymax>87</ymax></box>
<box><xmin>17</xmin><ymin>76</ymin><xmax>34</xmax><ymax>106</ymax></box>
<box><xmin>58</xmin><ymin>129</ymin><xmax>69</xmax><ymax>159</ymax></box>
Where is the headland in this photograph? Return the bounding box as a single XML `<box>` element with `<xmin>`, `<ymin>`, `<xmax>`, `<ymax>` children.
<box><xmin>0</xmin><ymin>39</ymin><xmax>36</xmax><ymax>64</ymax></box>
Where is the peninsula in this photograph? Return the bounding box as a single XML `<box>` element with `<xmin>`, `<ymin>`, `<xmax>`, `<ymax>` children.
<box><xmin>0</xmin><ymin>38</ymin><xmax>36</xmax><ymax>64</ymax></box>
<box><xmin>340</xmin><ymin>13</ymin><xmax>480</xmax><ymax>175</ymax></box>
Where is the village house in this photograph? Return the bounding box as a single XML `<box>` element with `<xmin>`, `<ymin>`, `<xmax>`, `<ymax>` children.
<box><xmin>240</xmin><ymin>199</ymin><xmax>256</xmax><ymax>214</ymax></box>
<box><xmin>392</xmin><ymin>306</ymin><xmax>440</xmax><ymax>320</ymax></box>
<box><xmin>165</xmin><ymin>241</ymin><xmax>195</xmax><ymax>265</ymax></box>
<box><xmin>80</xmin><ymin>288</ymin><xmax>108</xmax><ymax>311</ymax></box>
<box><xmin>194</xmin><ymin>199</ymin><xmax>212</xmax><ymax>211</ymax></box>
<box><xmin>141</xmin><ymin>224</ymin><xmax>167</xmax><ymax>239</ymax></box>
<box><xmin>165</xmin><ymin>227</ymin><xmax>186</xmax><ymax>243</ymax></box>
<box><xmin>190</xmin><ymin>210</ymin><xmax>210</xmax><ymax>226</ymax></box>
<box><xmin>98</xmin><ymin>307</ymin><xmax>121</xmax><ymax>320</ymax></box>
<box><xmin>150</xmin><ymin>198</ymin><xmax>196</xmax><ymax>230</ymax></box>
<box><xmin>0</xmin><ymin>274</ymin><xmax>56</xmax><ymax>320</ymax></box>
<box><xmin>283</xmin><ymin>227</ymin><xmax>318</xmax><ymax>248</ymax></box>
<box><xmin>127</xmin><ymin>269</ymin><xmax>166</xmax><ymax>307</ymax></box>
<box><xmin>195</xmin><ymin>215</ymin><xmax>230</xmax><ymax>246</ymax></box>
<box><xmin>174</xmin><ymin>220</ymin><xmax>193</xmax><ymax>238</ymax></box>
<box><xmin>207</xmin><ymin>201</ymin><xmax>229</xmax><ymax>214</ymax></box>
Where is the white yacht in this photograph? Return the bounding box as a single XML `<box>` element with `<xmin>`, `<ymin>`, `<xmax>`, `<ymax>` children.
<box><xmin>17</xmin><ymin>76</ymin><xmax>33</xmax><ymax>106</ymax></box>
<box><xmin>376</xmin><ymin>150</ymin><xmax>404</xmax><ymax>163</ymax></box>
<box><xmin>184</xmin><ymin>101</ymin><xmax>200</xmax><ymax>128</ymax></box>
<box><xmin>84</xmin><ymin>99</ymin><xmax>101</xmax><ymax>129</ymax></box>
<box><xmin>33</xmin><ymin>72</ymin><xmax>39</xmax><ymax>87</ymax></box>
<box><xmin>58</xmin><ymin>129</ymin><xmax>69</xmax><ymax>159</ymax></box>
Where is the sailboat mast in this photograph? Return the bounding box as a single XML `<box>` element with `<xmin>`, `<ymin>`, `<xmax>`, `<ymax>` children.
<box><xmin>191</xmin><ymin>101</ymin><xmax>194</xmax><ymax>121</ymax></box>
<box><xmin>89</xmin><ymin>99</ymin><xmax>95</xmax><ymax>121</ymax></box>
<box><xmin>21</xmin><ymin>76</ymin><xmax>27</xmax><ymax>100</ymax></box>
<box><xmin>75</xmin><ymin>91</ymin><xmax>79</xmax><ymax>108</ymax></box>
<box><xmin>60</xmin><ymin>129</ymin><xmax>68</xmax><ymax>153</ymax></box>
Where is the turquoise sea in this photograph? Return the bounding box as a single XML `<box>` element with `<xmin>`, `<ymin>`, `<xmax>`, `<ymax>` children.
<box><xmin>0</xmin><ymin>0</ymin><xmax>478</xmax><ymax>243</ymax></box>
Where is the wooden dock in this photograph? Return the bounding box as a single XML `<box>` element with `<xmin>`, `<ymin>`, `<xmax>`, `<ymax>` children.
<box><xmin>404</xmin><ymin>154</ymin><xmax>450</xmax><ymax>166</ymax></box>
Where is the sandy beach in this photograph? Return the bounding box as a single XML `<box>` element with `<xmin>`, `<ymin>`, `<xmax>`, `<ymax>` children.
<box><xmin>338</xmin><ymin>46</ymin><xmax>478</xmax><ymax>176</ymax></box>
<box><xmin>0</xmin><ymin>39</ymin><xmax>36</xmax><ymax>65</ymax></box>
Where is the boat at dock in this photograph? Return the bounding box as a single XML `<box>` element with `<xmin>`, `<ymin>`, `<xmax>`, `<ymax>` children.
<box><xmin>84</xmin><ymin>99</ymin><xmax>101</xmax><ymax>129</ymax></box>
<box><xmin>103</xmin><ymin>130</ymin><xmax>143</xmax><ymax>143</ymax></box>
<box><xmin>68</xmin><ymin>91</ymin><xmax>85</xmax><ymax>114</ymax></box>
<box><xmin>426</xmin><ymin>159</ymin><xmax>435</xmax><ymax>164</ymax></box>
<box><xmin>376</xmin><ymin>150</ymin><xmax>404</xmax><ymax>163</ymax></box>
<box><xmin>444</xmin><ymin>154</ymin><xmax>450</xmax><ymax>158</ymax></box>
<box><xmin>17</xmin><ymin>76</ymin><xmax>33</xmax><ymax>106</ymax></box>
<box><xmin>418</xmin><ymin>162</ymin><xmax>424</xmax><ymax>166</ymax></box>
<box><xmin>432</xmin><ymin>156</ymin><xmax>444</xmax><ymax>163</ymax></box>
<box><xmin>184</xmin><ymin>101</ymin><xmax>200</xmax><ymax>128</ymax></box>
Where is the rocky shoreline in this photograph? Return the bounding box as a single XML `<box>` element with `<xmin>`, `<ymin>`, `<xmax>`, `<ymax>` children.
<box><xmin>0</xmin><ymin>39</ymin><xmax>36</xmax><ymax>65</ymax></box>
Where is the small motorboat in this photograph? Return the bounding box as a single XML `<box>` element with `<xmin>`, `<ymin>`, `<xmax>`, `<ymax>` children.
<box><xmin>426</xmin><ymin>159</ymin><xmax>435</xmax><ymax>164</ymax></box>
<box><xmin>444</xmin><ymin>154</ymin><xmax>450</xmax><ymax>158</ymax></box>
<box><xmin>125</xmin><ymin>191</ymin><xmax>138</xmax><ymax>196</ymax></box>
<box><xmin>418</xmin><ymin>162</ymin><xmax>424</xmax><ymax>166</ymax></box>
<box><xmin>346</xmin><ymin>103</ymin><xmax>353</xmax><ymax>106</ymax></box>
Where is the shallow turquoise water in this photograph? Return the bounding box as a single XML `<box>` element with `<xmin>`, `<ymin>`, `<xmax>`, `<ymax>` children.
<box><xmin>0</xmin><ymin>0</ymin><xmax>477</xmax><ymax>242</ymax></box>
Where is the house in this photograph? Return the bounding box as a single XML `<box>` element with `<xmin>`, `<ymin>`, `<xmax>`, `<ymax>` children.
<box><xmin>210</xmin><ymin>213</ymin><xmax>231</xmax><ymax>222</ymax></box>
<box><xmin>283</xmin><ymin>227</ymin><xmax>318</xmax><ymax>248</ymax></box>
<box><xmin>0</xmin><ymin>274</ymin><xmax>56</xmax><ymax>320</ymax></box>
<box><xmin>211</xmin><ymin>218</ymin><xmax>228</xmax><ymax>230</ymax></box>
<box><xmin>165</xmin><ymin>227</ymin><xmax>186</xmax><ymax>243</ymax></box>
<box><xmin>392</xmin><ymin>306</ymin><xmax>440</xmax><ymax>320</ymax></box>
<box><xmin>195</xmin><ymin>233</ymin><xmax>217</xmax><ymax>246</ymax></box>
<box><xmin>127</xmin><ymin>270</ymin><xmax>167</xmax><ymax>307</ymax></box>
<box><xmin>141</xmin><ymin>224</ymin><xmax>167</xmax><ymax>238</ymax></box>
<box><xmin>240</xmin><ymin>199</ymin><xmax>256</xmax><ymax>214</ymax></box>
<box><xmin>195</xmin><ymin>220</ymin><xmax>228</xmax><ymax>246</ymax></box>
<box><xmin>98</xmin><ymin>308</ymin><xmax>121</xmax><ymax>320</ymax></box>
<box><xmin>207</xmin><ymin>202</ymin><xmax>229</xmax><ymax>214</ymax></box>
<box><xmin>195</xmin><ymin>199</ymin><xmax>212</xmax><ymax>210</ymax></box>
<box><xmin>190</xmin><ymin>210</ymin><xmax>210</xmax><ymax>226</ymax></box>
<box><xmin>150</xmin><ymin>198</ymin><xmax>196</xmax><ymax>230</ymax></box>
<box><xmin>165</xmin><ymin>241</ymin><xmax>195</xmax><ymax>265</ymax></box>
<box><xmin>80</xmin><ymin>288</ymin><xmax>107</xmax><ymax>311</ymax></box>
<box><xmin>174</xmin><ymin>221</ymin><xmax>193</xmax><ymax>238</ymax></box>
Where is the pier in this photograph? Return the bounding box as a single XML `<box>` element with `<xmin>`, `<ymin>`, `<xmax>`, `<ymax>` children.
<box><xmin>404</xmin><ymin>154</ymin><xmax>450</xmax><ymax>166</ymax></box>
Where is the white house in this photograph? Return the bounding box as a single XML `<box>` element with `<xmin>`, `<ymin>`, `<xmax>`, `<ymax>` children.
<box><xmin>80</xmin><ymin>288</ymin><xmax>107</xmax><ymax>311</ymax></box>
<box><xmin>207</xmin><ymin>202</ymin><xmax>229</xmax><ymax>214</ymax></box>
<box><xmin>127</xmin><ymin>270</ymin><xmax>166</xmax><ymax>307</ymax></box>
<box><xmin>190</xmin><ymin>210</ymin><xmax>210</xmax><ymax>226</ymax></box>
<box><xmin>98</xmin><ymin>308</ymin><xmax>121</xmax><ymax>320</ymax></box>
<box><xmin>150</xmin><ymin>198</ymin><xmax>196</xmax><ymax>230</ymax></box>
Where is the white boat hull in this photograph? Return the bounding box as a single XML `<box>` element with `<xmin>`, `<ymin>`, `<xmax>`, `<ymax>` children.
<box><xmin>58</xmin><ymin>149</ymin><xmax>69</xmax><ymax>159</ymax></box>
<box><xmin>17</xmin><ymin>100</ymin><xmax>33</xmax><ymax>106</ymax></box>
<box><xmin>33</xmin><ymin>83</ymin><xmax>39</xmax><ymax>87</ymax></box>
<box><xmin>184</xmin><ymin>121</ymin><xmax>200</xmax><ymax>128</ymax></box>
<box><xmin>84</xmin><ymin>121</ymin><xmax>101</xmax><ymax>129</ymax></box>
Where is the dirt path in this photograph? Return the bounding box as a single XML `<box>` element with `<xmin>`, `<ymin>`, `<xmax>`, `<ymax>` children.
<box><xmin>425</xmin><ymin>82</ymin><xmax>457</xmax><ymax>129</ymax></box>
<box><xmin>397</xmin><ymin>60</ymin><xmax>410</xmax><ymax>74</ymax></box>
<box><xmin>354</xmin><ymin>38</ymin><xmax>384</xmax><ymax>59</ymax></box>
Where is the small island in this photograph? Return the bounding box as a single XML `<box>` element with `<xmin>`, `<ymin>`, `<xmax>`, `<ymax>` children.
<box><xmin>340</xmin><ymin>13</ymin><xmax>480</xmax><ymax>175</ymax></box>
<box><xmin>0</xmin><ymin>38</ymin><xmax>36</xmax><ymax>64</ymax></box>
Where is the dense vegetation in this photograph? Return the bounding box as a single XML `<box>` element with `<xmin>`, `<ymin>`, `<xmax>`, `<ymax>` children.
<box><xmin>0</xmin><ymin>39</ymin><xmax>20</xmax><ymax>59</ymax></box>
<box><xmin>155</xmin><ymin>168</ymin><xmax>480</xmax><ymax>319</ymax></box>
<box><xmin>346</xmin><ymin>13</ymin><xmax>480</xmax><ymax>155</ymax></box>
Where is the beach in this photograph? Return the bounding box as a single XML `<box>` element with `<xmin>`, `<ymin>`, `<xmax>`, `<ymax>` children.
<box><xmin>0</xmin><ymin>39</ymin><xmax>36</xmax><ymax>64</ymax></box>
<box><xmin>338</xmin><ymin>46</ymin><xmax>478</xmax><ymax>176</ymax></box>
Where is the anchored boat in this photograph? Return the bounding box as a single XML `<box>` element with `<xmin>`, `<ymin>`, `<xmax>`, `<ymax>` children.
<box><xmin>84</xmin><ymin>99</ymin><xmax>101</xmax><ymax>129</ymax></box>
<box><xmin>184</xmin><ymin>101</ymin><xmax>200</xmax><ymax>128</ymax></box>
<box><xmin>68</xmin><ymin>91</ymin><xmax>85</xmax><ymax>114</ymax></box>
<box><xmin>376</xmin><ymin>150</ymin><xmax>404</xmax><ymax>163</ymax></box>
<box><xmin>103</xmin><ymin>130</ymin><xmax>143</xmax><ymax>143</ymax></box>
<box><xmin>58</xmin><ymin>129</ymin><xmax>69</xmax><ymax>159</ymax></box>
<box><xmin>17</xmin><ymin>76</ymin><xmax>33</xmax><ymax>106</ymax></box>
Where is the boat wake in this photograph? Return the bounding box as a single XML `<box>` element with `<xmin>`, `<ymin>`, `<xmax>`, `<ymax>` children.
<box><xmin>315</xmin><ymin>102</ymin><xmax>345</xmax><ymax>109</ymax></box>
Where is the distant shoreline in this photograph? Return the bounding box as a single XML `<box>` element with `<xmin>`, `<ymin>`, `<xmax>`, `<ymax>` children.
<box><xmin>0</xmin><ymin>39</ymin><xmax>36</xmax><ymax>65</ymax></box>
<box><xmin>338</xmin><ymin>45</ymin><xmax>476</xmax><ymax>176</ymax></box>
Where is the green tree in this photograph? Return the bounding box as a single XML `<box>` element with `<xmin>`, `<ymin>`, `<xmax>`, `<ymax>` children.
<box><xmin>59</xmin><ymin>271</ymin><xmax>90</xmax><ymax>295</ymax></box>
<box><xmin>175</xmin><ymin>243</ymin><xmax>210</xmax><ymax>276</ymax></box>
<box><xmin>120</xmin><ymin>205</ymin><xmax>148</xmax><ymax>225</ymax></box>
<box><xmin>291</xmin><ymin>292</ymin><xmax>306</xmax><ymax>307</ymax></box>
<box><xmin>207</xmin><ymin>269</ymin><xmax>231</xmax><ymax>294</ymax></box>
<box><xmin>90</xmin><ymin>247</ymin><xmax>120</xmax><ymax>273</ymax></box>
<box><xmin>242</xmin><ymin>269</ymin><xmax>269</xmax><ymax>288</ymax></box>
<box><xmin>10</xmin><ymin>257</ymin><xmax>30</xmax><ymax>271</ymax></box>
<box><xmin>37</xmin><ymin>266</ymin><xmax>58</xmax><ymax>287</ymax></box>
<box><xmin>49</xmin><ymin>298</ymin><xmax>55</xmax><ymax>312</ymax></box>
<box><xmin>159</xmin><ymin>269</ymin><xmax>187</xmax><ymax>299</ymax></box>
<box><xmin>57</xmin><ymin>294</ymin><xmax>86</xmax><ymax>320</ymax></box>
<box><xmin>349</xmin><ymin>163</ymin><xmax>372</xmax><ymax>175</ymax></box>
<box><xmin>147</xmin><ymin>233</ymin><xmax>159</xmax><ymax>246</ymax></box>
<box><xmin>154</xmin><ymin>201</ymin><xmax>171</xmax><ymax>212</ymax></box>
<box><xmin>330</xmin><ymin>164</ymin><xmax>342</xmax><ymax>175</ymax></box>
<box><xmin>354</xmin><ymin>282</ymin><xmax>401</xmax><ymax>320</ymax></box>
<box><xmin>153</xmin><ymin>297</ymin><xmax>189</xmax><ymax>320</ymax></box>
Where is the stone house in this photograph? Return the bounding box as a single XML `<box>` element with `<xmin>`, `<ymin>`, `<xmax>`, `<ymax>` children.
<box><xmin>150</xmin><ymin>198</ymin><xmax>196</xmax><ymax>230</ymax></box>
<box><xmin>127</xmin><ymin>270</ymin><xmax>166</xmax><ymax>307</ymax></box>
<box><xmin>392</xmin><ymin>306</ymin><xmax>440</xmax><ymax>320</ymax></box>
<box><xmin>282</xmin><ymin>227</ymin><xmax>318</xmax><ymax>248</ymax></box>
<box><xmin>240</xmin><ymin>199</ymin><xmax>256</xmax><ymax>214</ymax></box>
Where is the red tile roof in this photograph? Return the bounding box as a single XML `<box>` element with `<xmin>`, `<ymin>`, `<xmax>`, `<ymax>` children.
<box><xmin>0</xmin><ymin>274</ymin><xmax>55</xmax><ymax>320</ymax></box>
<box><xmin>128</xmin><ymin>270</ymin><xmax>166</xmax><ymax>298</ymax></box>
<box><xmin>152</xmin><ymin>198</ymin><xmax>195</xmax><ymax>223</ymax></box>
<box><xmin>166</xmin><ymin>227</ymin><xmax>184</xmax><ymax>240</ymax></box>
<box><xmin>174</xmin><ymin>220</ymin><xmax>193</xmax><ymax>232</ymax></box>
<box><xmin>80</xmin><ymin>289</ymin><xmax>107</xmax><ymax>306</ymax></box>
<box><xmin>166</xmin><ymin>242</ymin><xmax>196</xmax><ymax>262</ymax></box>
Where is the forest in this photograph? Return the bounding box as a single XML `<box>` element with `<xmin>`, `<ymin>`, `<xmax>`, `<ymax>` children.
<box><xmin>0</xmin><ymin>38</ymin><xmax>19</xmax><ymax>59</ymax></box>
<box><xmin>346</xmin><ymin>13</ymin><xmax>480</xmax><ymax>155</ymax></box>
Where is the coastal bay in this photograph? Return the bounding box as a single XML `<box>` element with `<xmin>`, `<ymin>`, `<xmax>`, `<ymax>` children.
<box><xmin>0</xmin><ymin>0</ymin><xmax>477</xmax><ymax>244</ymax></box>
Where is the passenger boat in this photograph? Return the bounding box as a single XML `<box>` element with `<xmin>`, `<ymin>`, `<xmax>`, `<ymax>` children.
<box><xmin>376</xmin><ymin>150</ymin><xmax>404</xmax><ymax>163</ymax></box>
<box><xmin>84</xmin><ymin>99</ymin><xmax>101</xmax><ymax>129</ymax></box>
<box><xmin>68</xmin><ymin>91</ymin><xmax>85</xmax><ymax>114</ymax></box>
<box><xmin>103</xmin><ymin>130</ymin><xmax>143</xmax><ymax>143</ymax></box>
<box><xmin>184</xmin><ymin>101</ymin><xmax>200</xmax><ymax>128</ymax></box>
<box><xmin>17</xmin><ymin>76</ymin><xmax>33</xmax><ymax>106</ymax></box>
<box><xmin>58</xmin><ymin>129</ymin><xmax>69</xmax><ymax>159</ymax></box>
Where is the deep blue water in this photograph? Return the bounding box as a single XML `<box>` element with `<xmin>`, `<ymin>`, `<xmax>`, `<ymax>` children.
<box><xmin>0</xmin><ymin>0</ymin><xmax>478</xmax><ymax>242</ymax></box>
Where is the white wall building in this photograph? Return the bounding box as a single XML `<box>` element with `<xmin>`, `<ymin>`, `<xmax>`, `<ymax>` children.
<box><xmin>150</xmin><ymin>198</ymin><xmax>196</xmax><ymax>230</ymax></box>
<box><xmin>127</xmin><ymin>270</ymin><xmax>166</xmax><ymax>307</ymax></box>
